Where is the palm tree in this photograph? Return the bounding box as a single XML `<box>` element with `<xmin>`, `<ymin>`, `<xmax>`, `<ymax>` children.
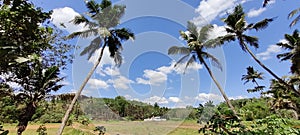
<box><xmin>277</xmin><ymin>29</ymin><xmax>300</xmax><ymax>75</ymax></box>
<box><xmin>168</xmin><ymin>21</ymin><xmax>239</xmax><ymax>119</ymax></box>
<box><xmin>57</xmin><ymin>0</ymin><xmax>134</xmax><ymax>134</ymax></box>
<box><xmin>242</xmin><ymin>66</ymin><xmax>265</xmax><ymax>93</ymax></box>
<box><xmin>288</xmin><ymin>8</ymin><xmax>300</xmax><ymax>27</ymax></box>
<box><xmin>221</xmin><ymin>5</ymin><xmax>300</xmax><ymax>97</ymax></box>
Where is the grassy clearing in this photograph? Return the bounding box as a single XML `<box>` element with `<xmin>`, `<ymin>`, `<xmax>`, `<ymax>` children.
<box><xmin>3</xmin><ymin>120</ymin><xmax>200</xmax><ymax>135</ymax></box>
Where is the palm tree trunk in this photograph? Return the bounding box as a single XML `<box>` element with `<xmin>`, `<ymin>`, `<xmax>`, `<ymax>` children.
<box><xmin>244</xmin><ymin>45</ymin><xmax>300</xmax><ymax>97</ymax></box>
<box><xmin>57</xmin><ymin>45</ymin><xmax>107</xmax><ymax>135</ymax></box>
<box><xmin>197</xmin><ymin>53</ymin><xmax>239</xmax><ymax>119</ymax></box>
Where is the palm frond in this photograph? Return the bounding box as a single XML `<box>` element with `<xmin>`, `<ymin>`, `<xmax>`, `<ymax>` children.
<box><xmin>168</xmin><ymin>46</ymin><xmax>190</xmax><ymax>55</ymax></box>
<box><xmin>184</xmin><ymin>55</ymin><xmax>197</xmax><ymax>74</ymax></box>
<box><xmin>202</xmin><ymin>52</ymin><xmax>222</xmax><ymax>71</ymax></box>
<box><xmin>100</xmin><ymin>0</ymin><xmax>112</xmax><ymax>9</ymax></box>
<box><xmin>235</xmin><ymin>14</ymin><xmax>246</xmax><ymax>30</ymax></box>
<box><xmin>243</xmin><ymin>35</ymin><xmax>259</xmax><ymax>48</ymax></box>
<box><xmin>284</xmin><ymin>34</ymin><xmax>296</xmax><ymax>46</ymax></box>
<box><xmin>67</xmin><ymin>28</ymin><xmax>98</xmax><ymax>39</ymax></box>
<box><xmin>203</xmin><ymin>37</ymin><xmax>224</xmax><ymax>48</ymax></box>
<box><xmin>263</xmin><ymin>0</ymin><xmax>271</xmax><ymax>7</ymax></box>
<box><xmin>114</xmin><ymin>28</ymin><xmax>135</xmax><ymax>41</ymax></box>
<box><xmin>187</xmin><ymin>21</ymin><xmax>199</xmax><ymax>39</ymax></box>
<box><xmin>288</xmin><ymin>8</ymin><xmax>300</xmax><ymax>27</ymax></box>
<box><xmin>290</xmin><ymin>15</ymin><xmax>300</xmax><ymax>27</ymax></box>
<box><xmin>86</xmin><ymin>0</ymin><xmax>100</xmax><ymax>14</ymax></box>
<box><xmin>251</xmin><ymin>17</ymin><xmax>275</xmax><ymax>31</ymax></box>
<box><xmin>174</xmin><ymin>54</ymin><xmax>190</xmax><ymax>67</ymax></box>
<box><xmin>80</xmin><ymin>36</ymin><xmax>102</xmax><ymax>60</ymax></box>
<box><xmin>198</xmin><ymin>24</ymin><xmax>213</xmax><ymax>43</ymax></box>
<box><xmin>114</xmin><ymin>51</ymin><xmax>122</xmax><ymax>67</ymax></box>
<box><xmin>277</xmin><ymin>52</ymin><xmax>293</xmax><ymax>61</ymax></box>
<box><xmin>276</xmin><ymin>42</ymin><xmax>293</xmax><ymax>50</ymax></box>
<box><xmin>71</xmin><ymin>15</ymin><xmax>90</xmax><ymax>25</ymax></box>
<box><xmin>219</xmin><ymin>34</ymin><xmax>236</xmax><ymax>43</ymax></box>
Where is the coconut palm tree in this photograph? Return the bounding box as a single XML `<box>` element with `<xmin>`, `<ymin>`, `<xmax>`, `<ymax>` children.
<box><xmin>242</xmin><ymin>66</ymin><xmax>265</xmax><ymax>93</ymax></box>
<box><xmin>221</xmin><ymin>5</ymin><xmax>300</xmax><ymax>97</ymax></box>
<box><xmin>58</xmin><ymin>0</ymin><xmax>134</xmax><ymax>134</ymax></box>
<box><xmin>168</xmin><ymin>21</ymin><xmax>239</xmax><ymax>119</ymax></box>
<box><xmin>277</xmin><ymin>30</ymin><xmax>300</xmax><ymax>75</ymax></box>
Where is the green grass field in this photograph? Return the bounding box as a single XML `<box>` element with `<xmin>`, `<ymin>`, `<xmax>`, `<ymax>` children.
<box><xmin>3</xmin><ymin>120</ymin><xmax>201</xmax><ymax>135</ymax></box>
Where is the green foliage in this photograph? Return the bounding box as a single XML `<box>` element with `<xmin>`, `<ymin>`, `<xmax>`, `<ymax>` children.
<box><xmin>36</xmin><ymin>124</ymin><xmax>47</xmax><ymax>135</ymax></box>
<box><xmin>0</xmin><ymin>123</ymin><xmax>8</xmax><ymax>135</ymax></box>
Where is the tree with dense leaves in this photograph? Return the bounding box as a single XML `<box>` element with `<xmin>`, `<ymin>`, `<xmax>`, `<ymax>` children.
<box><xmin>221</xmin><ymin>5</ymin><xmax>300</xmax><ymax>97</ymax></box>
<box><xmin>277</xmin><ymin>30</ymin><xmax>300</xmax><ymax>75</ymax></box>
<box><xmin>58</xmin><ymin>0</ymin><xmax>134</xmax><ymax>134</ymax></box>
<box><xmin>242</xmin><ymin>66</ymin><xmax>265</xmax><ymax>93</ymax></box>
<box><xmin>0</xmin><ymin>0</ymin><xmax>73</xmax><ymax>134</ymax></box>
<box><xmin>168</xmin><ymin>21</ymin><xmax>239</xmax><ymax>119</ymax></box>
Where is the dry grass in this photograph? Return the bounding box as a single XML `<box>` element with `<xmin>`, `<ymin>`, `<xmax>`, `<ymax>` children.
<box><xmin>3</xmin><ymin>120</ymin><xmax>200</xmax><ymax>135</ymax></box>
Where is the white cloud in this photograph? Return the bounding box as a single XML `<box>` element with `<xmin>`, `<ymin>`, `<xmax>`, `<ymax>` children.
<box><xmin>103</xmin><ymin>67</ymin><xmax>120</xmax><ymax>76</ymax></box>
<box><xmin>144</xmin><ymin>96</ymin><xmax>169</xmax><ymax>105</ymax></box>
<box><xmin>193</xmin><ymin>0</ymin><xmax>248</xmax><ymax>26</ymax></box>
<box><xmin>136</xmin><ymin>70</ymin><xmax>167</xmax><ymax>86</ymax></box>
<box><xmin>195</xmin><ymin>93</ymin><xmax>224</xmax><ymax>103</ymax></box>
<box><xmin>169</xmin><ymin>97</ymin><xmax>182</xmax><ymax>103</ymax></box>
<box><xmin>87</xmin><ymin>78</ymin><xmax>109</xmax><ymax>89</ymax></box>
<box><xmin>229</xmin><ymin>95</ymin><xmax>248</xmax><ymax>100</ymax></box>
<box><xmin>256</xmin><ymin>44</ymin><xmax>283</xmax><ymax>60</ymax></box>
<box><xmin>89</xmin><ymin>48</ymin><xmax>115</xmax><ymax>75</ymax></box>
<box><xmin>108</xmin><ymin>76</ymin><xmax>133</xmax><ymax>90</ymax></box>
<box><xmin>136</xmin><ymin>61</ymin><xmax>202</xmax><ymax>86</ymax></box>
<box><xmin>247</xmin><ymin>8</ymin><xmax>266</xmax><ymax>18</ymax></box>
<box><xmin>51</xmin><ymin>7</ymin><xmax>85</xmax><ymax>33</ymax></box>
<box><xmin>209</xmin><ymin>24</ymin><xmax>227</xmax><ymax>39</ymax></box>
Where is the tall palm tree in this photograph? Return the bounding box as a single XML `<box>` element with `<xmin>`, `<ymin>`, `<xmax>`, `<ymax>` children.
<box><xmin>168</xmin><ymin>21</ymin><xmax>239</xmax><ymax>119</ymax></box>
<box><xmin>221</xmin><ymin>5</ymin><xmax>300</xmax><ymax>97</ymax></box>
<box><xmin>242</xmin><ymin>66</ymin><xmax>265</xmax><ymax>93</ymax></box>
<box><xmin>57</xmin><ymin>0</ymin><xmax>134</xmax><ymax>134</ymax></box>
<box><xmin>277</xmin><ymin>29</ymin><xmax>300</xmax><ymax>75</ymax></box>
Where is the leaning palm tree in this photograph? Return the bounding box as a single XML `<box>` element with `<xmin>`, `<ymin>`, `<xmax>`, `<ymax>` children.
<box><xmin>221</xmin><ymin>5</ymin><xmax>300</xmax><ymax>97</ymax></box>
<box><xmin>241</xmin><ymin>66</ymin><xmax>265</xmax><ymax>93</ymax></box>
<box><xmin>57</xmin><ymin>0</ymin><xmax>134</xmax><ymax>134</ymax></box>
<box><xmin>277</xmin><ymin>29</ymin><xmax>300</xmax><ymax>75</ymax></box>
<box><xmin>168</xmin><ymin>21</ymin><xmax>239</xmax><ymax>119</ymax></box>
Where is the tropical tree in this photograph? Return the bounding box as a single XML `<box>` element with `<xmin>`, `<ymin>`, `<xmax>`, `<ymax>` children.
<box><xmin>168</xmin><ymin>21</ymin><xmax>239</xmax><ymax>119</ymax></box>
<box><xmin>58</xmin><ymin>0</ymin><xmax>134</xmax><ymax>134</ymax></box>
<box><xmin>277</xmin><ymin>29</ymin><xmax>300</xmax><ymax>75</ymax></box>
<box><xmin>242</xmin><ymin>66</ymin><xmax>265</xmax><ymax>93</ymax></box>
<box><xmin>2</xmin><ymin>59</ymin><xmax>64</xmax><ymax>135</ymax></box>
<box><xmin>221</xmin><ymin>5</ymin><xmax>300</xmax><ymax>97</ymax></box>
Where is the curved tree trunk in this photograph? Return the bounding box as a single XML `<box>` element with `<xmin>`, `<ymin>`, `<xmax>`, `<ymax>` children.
<box><xmin>197</xmin><ymin>53</ymin><xmax>239</xmax><ymax>120</ymax></box>
<box><xmin>57</xmin><ymin>45</ymin><xmax>106</xmax><ymax>135</ymax></box>
<box><xmin>17</xmin><ymin>102</ymin><xmax>36</xmax><ymax>135</ymax></box>
<box><xmin>244</xmin><ymin>45</ymin><xmax>300</xmax><ymax>97</ymax></box>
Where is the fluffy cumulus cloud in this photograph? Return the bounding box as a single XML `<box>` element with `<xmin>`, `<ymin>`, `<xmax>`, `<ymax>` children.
<box><xmin>144</xmin><ymin>96</ymin><xmax>169</xmax><ymax>105</ymax></box>
<box><xmin>87</xmin><ymin>78</ymin><xmax>109</xmax><ymax>89</ymax></box>
<box><xmin>108</xmin><ymin>76</ymin><xmax>133</xmax><ymax>90</ymax></box>
<box><xmin>51</xmin><ymin>7</ymin><xmax>85</xmax><ymax>33</ymax></box>
<box><xmin>256</xmin><ymin>43</ymin><xmax>284</xmax><ymax>60</ymax></box>
<box><xmin>169</xmin><ymin>97</ymin><xmax>182</xmax><ymax>103</ymax></box>
<box><xmin>192</xmin><ymin>0</ymin><xmax>249</xmax><ymax>26</ymax></box>
<box><xmin>195</xmin><ymin>93</ymin><xmax>224</xmax><ymax>103</ymax></box>
<box><xmin>136</xmin><ymin>62</ymin><xmax>202</xmax><ymax>86</ymax></box>
<box><xmin>247</xmin><ymin>8</ymin><xmax>266</xmax><ymax>18</ymax></box>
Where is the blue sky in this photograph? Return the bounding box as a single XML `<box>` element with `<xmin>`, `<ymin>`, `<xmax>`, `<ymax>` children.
<box><xmin>31</xmin><ymin>0</ymin><xmax>299</xmax><ymax>108</ymax></box>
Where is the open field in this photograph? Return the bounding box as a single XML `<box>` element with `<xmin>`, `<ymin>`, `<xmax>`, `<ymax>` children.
<box><xmin>3</xmin><ymin>120</ymin><xmax>201</xmax><ymax>135</ymax></box>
